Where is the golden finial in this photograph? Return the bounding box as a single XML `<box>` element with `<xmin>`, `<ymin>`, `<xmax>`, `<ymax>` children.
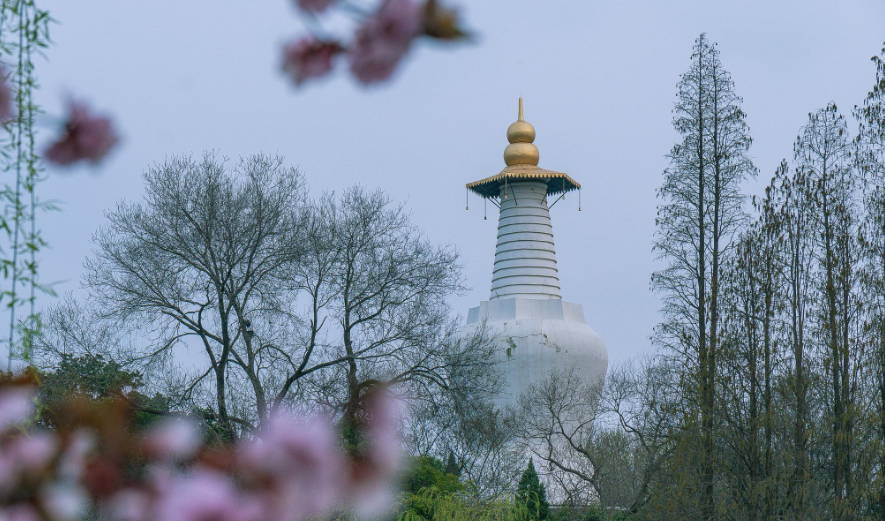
<box><xmin>504</xmin><ymin>98</ymin><xmax>539</xmax><ymax>166</ymax></box>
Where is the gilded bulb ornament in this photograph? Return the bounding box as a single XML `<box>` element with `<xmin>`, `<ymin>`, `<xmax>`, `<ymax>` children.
<box><xmin>504</xmin><ymin>98</ymin><xmax>540</xmax><ymax>166</ymax></box>
<box><xmin>507</xmin><ymin>121</ymin><xmax>536</xmax><ymax>143</ymax></box>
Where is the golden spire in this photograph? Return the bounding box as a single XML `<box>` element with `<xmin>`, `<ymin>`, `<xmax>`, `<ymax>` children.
<box><xmin>504</xmin><ymin>98</ymin><xmax>540</xmax><ymax>166</ymax></box>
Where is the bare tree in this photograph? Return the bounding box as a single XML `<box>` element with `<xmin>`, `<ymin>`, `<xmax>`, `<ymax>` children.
<box><xmin>516</xmin><ymin>360</ymin><xmax>674</xmax><ymax>513</ymax></box>
<box><xmin>325</xmin><ymin>187</ymin><xmax>497</xmax><ymax>425</ymax></box>
<box><xmin>40</xmin><ymin>154</ymin><xmax>499</xmax><ymax>438</ymax></box>
<box><xmin>604</xmin><ymin>357</ymin><xmax>677</xmax><ymax>515</ymax></box>
<box><xmin>517</xmin><ymin>368</ymin><xmax>604</xmax><ymax>504</ymax></box>
<box><xmin>79</xmin><ymin>154</ymin><xmax>306</xmax><ymax>434</ymax></box>
<box><xmin>770</xmin><ymin>161</ymin><xmax>817</xmax><ymax>521</ymax></box>
<box><xmin>407</xmin><ymin>386</ymin><xmax>520</xmax><ymax>499</ymax></box>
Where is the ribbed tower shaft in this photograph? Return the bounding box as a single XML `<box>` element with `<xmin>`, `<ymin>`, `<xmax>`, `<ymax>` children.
<box><xmin>490</xmin><ymin>181</ymin><xmax>561</xmax><ymax>300</ymax></box>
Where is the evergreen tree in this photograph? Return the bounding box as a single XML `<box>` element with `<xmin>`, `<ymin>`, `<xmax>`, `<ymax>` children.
<box><xmin>38</xmin><ymin>354</ymin><xmax>170</xmax><ymax>430</ymax></box>
<box><xmin>445</xmin><ymin>451</ymin><xmax>461</xmax><ymax>478</ymax></box>
<box><xmin>404</xmin><ymin>455</ymin><xmax>463</xmax><ymax>496</ymax></box>
<box><xmin>517</xmin><ymin>459</ymin><xmax>549</xmax><ymax>521</ymax></box>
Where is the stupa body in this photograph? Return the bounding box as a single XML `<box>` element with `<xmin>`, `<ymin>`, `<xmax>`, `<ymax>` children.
<box><xmin>466</xmin><ymin>100</ymin><xmax>608</xmax><ymax>409</ymax></box>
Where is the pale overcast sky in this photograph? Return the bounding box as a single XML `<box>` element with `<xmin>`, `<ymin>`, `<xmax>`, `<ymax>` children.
<box><xmin>27</xmin><ymin>0</ymin><xmax>885</xmax><ymax>366</ymax></box>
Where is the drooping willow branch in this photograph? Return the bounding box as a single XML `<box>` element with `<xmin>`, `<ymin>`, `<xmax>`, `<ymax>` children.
<box><xmin>1</xmin><ymin>0</ymin><xmax>52</xmax><ymax>370</ymax></box>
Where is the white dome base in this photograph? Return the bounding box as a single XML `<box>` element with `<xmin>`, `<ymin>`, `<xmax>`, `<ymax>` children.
<box><xmin>467</xmin><ymin>297</ymin><xmax>608</xmax><ymax>408</ymax></box>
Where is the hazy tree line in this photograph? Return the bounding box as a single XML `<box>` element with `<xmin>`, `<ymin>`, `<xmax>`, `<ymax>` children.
<box><xmin>518</xmin><ymin>35</ymin><xmax>885</xmax><ymax>521</ymax></box>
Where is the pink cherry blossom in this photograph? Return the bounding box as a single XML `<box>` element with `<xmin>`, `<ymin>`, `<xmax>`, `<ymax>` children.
<box><xmin>39</xmin><ymin>481</ymin><xmax>89</xmax><ymax>521</ymax></box>
<box><xmin>0</xmin><ymin>388</ymin><xmax>35</xmax><ymax>432</ymax></box>
<box><xmin>143</xmin><ymin>418</ymin><xmax>202</xmax><ymax>461</ymax></box>
<box><xmin>103</xmin><ymin>489</ymin><xmax>150</xmax><ymax>521</ymax></box>
<box><xmin>348</xmin><ymin>483</ymin><xmax>398</xmax><ymax>520</ymax></box>
<box><xmin>57</xmin><ymin>429</ymin><xmax>95</xmax><ymax>482</ymax></box>
<box><xmin>293</xmin><ymin>0</ymin><xmax>335</xmax><ymax>13</ymax></box>
<box><xmin>154</xmin><ymin>468</ymin><xmax>261</xmax><ymax>521</ymax></box>
<box><xmin>364</xmin><ymin>390</ymin><xmax>404</xmax><ymax>471</ymax></box>
<box><xmin>0</xmin><ymin>385</ymin><xmax>410</xmax><ymax>521</ymax></box>
<box><xmin>0</xmin><ymin>70</ymin><xmax>13</xmax><ymax>124</ymax></box>
<box><xmin>349</xmin><ymin>0</ymin><xmax>421</xmax><ymax>84</ymax></box>
<box><xmin>0</xmin><ymin>433</ymin><xmax>57</xmax><ymax>495</ymax></box>
<box><xmin>0</xmin><ymin>504</ymin><xmax>41</xmax><ymax>521</ymax></box>
<box><xmin>239</xmin><ymin>412</ymin><xmax>345</xmax><ymax>520</ymax></box>
<box><xmin>2</xmin><ymin>433</ymin><xmax>57</xmax><ymax>472</ymax></box>
<box><xmin>44</xmin><ymin>101</ymin><xmax>119</xmax><ymax>166</ymax></box>
<box><xmin>281</xmin><ymin>37</ymin><xmax>343</xmax><ymax>86</ymax></box>
<box><xmin>346</xmin><ymin>390</ymin><xmax>405</xmax><ymax>518</ymax></box>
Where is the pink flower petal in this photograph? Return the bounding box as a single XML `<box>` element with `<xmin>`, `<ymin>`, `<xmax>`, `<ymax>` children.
<box><xmin>7</xmin><ymin>432</ymin><xmax>58</xmax><ymax>471</ymax></box>
<box><xmin>0</xmin><ymin>70</ymin><xmax>14</xmax><ymax>124</ymax></box>
<box><xmin>58</xmin><ymin>429</ymin><xmax>96</xmax><ymax>481</ymax></box>
<box><xmin>39</xmin><ymin>481</ymin><xmax>90</xmax><ymax>521</ymax></box>
<box><xmin>143</xmin><ymin>418</ymin><xmax>202</xmax><ymax>461</ymax></box>
<box><xmin>281</xmin><ymin>37</ymin><xmax>343</xmax><ymax>86</ymax></box>
<box><xmin>0</xmin><ymin>388</ymin><xmax>35</xmax><ymax>432</ymax></box>
<box><xmin>44</xmin><ymin>101</ymin><xmax>119</xmax><ymax>167</ymax></box>
<box><xmin>348</xmin><ymin>482</ymin><xmax>398</xmax><ymax>520</ymax></box>
<box><xmin>239</xmin><ymin>411</ymin><xmax>345</xmax><ymax>519</ymax></box>
<box><xmin>154</xmin><ymin>468</ymin><xmax>260</xmax><ymax>521</ymax></box>
<box><xmin>103</xmin><ymin>489</ymin><xmax>150</xmax><ymax>521</ymax></box>
<box><xmin>0</xmin><ymin>504</ymin><xmax>41</xmax><ymax>521</ymax></box>
<box><xmin>294</xmin><ymin>0</ymin><xmax>335</xmax><ymax>13</ymax></box>
<box><xmin>349</xmin><ymin>0</ymin><xmax>421</xmax><ymax>84</ymax></box>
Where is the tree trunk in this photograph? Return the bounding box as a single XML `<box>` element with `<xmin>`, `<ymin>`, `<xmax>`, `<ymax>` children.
<box><xmin>822</xmin><ymin>194</ymin><xmax>846</xmax><ymax>521</ymax></box>
<box><xmin>216</xmin><ymin>292</ymin><xmax>234</xmax><ymax>439</ymax></box>
<box><xmin>694</xmin><ymin>39</ymin><xmax>713</xmax><ymax>521</ymax></box>
<box><xmin>763</xmin><ymin>251</ymin><xmax>774</xmax><ymax>521</ymax></box>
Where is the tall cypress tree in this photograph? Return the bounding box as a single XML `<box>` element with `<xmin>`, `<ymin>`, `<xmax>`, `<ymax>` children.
<box><xmin>858</xmin><ymin>41</ymin><xmax>885</xmax><ymax>520</ymax></box>
<box><xmin>444</xmin><ymin>451</ymin><xmax>460</xmax><ymax>478</ymax></box>
<box><xmin>652</xmin><ymin>33</ymin><xmax>756</xmax><ymax>521</ymax></box>
<box><xmin>718</xmin><ymin>178</ymin><xmax>783</xmax><ymax>520</ymax></box>
<box><xmin>794</xmin><ymin>103</ymin><xmax>860</xmax><ymax>521</ymax></box>
<box><xmin>517</xmin><ymin>459</ymin><xmax>549</xmax><ymax>521</ymax></box>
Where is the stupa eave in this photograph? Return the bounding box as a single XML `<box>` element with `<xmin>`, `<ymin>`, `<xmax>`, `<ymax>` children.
<box><xmin>466</xmin><ymin>165</ymin><xmax>581</xmax><ymax>199</ymax></box>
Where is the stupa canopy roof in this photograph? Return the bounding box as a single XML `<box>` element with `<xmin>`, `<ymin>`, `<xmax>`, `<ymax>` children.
<box><xmin>466</xmin><ymin>165</ymin><xmax>581</xmax><ymax>199</ymax></box>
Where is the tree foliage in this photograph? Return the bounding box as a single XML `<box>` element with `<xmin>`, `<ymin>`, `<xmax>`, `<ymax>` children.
<box><xmin>37</xmin><ymin>353</ymin><xmax>169</xmax><ymax>430</ymax></box>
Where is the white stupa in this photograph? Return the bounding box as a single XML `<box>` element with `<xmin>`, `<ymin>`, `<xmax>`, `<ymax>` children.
<box><xmin>466</xmin><ymin>99</ymin><xmax>608</xmax><ymax>408</ymax></box>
